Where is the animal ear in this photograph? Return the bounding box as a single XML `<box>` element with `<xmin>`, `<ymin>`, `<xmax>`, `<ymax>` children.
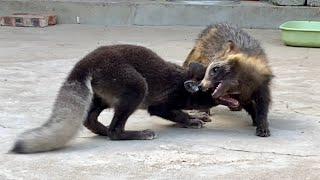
<box><xmin>224</xmin><ymin>40</ymin><xmax>239</xmax><ymax>54</ymax></box>
<box><xmin>188</xmin><ymin>62</ymin><xmax>206</xmax><ymax>81</ymax></box>
<box><xmin>264</xmin><ymin>74</ymin><xmax>275</xmax><ymax>83</ymax></box>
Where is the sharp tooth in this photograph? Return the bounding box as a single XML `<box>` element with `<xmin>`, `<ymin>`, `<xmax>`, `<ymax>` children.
<box><xmin>213</xmin><ymin>88</ymin><xmax>217</xmax><ymax>95</ymax></box>
<box><xmin>213</xmin><ymin>83</ymin><xmax>221</xmax><ymax>95</ymax></box>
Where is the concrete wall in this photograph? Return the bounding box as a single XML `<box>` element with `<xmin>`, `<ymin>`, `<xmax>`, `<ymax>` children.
<box><xmin>1</xmin><ymin>0</ymin><xmax>320</xmax><ymax>28</ymax></box>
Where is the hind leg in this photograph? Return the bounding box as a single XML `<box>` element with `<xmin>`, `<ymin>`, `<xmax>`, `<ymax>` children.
<box><xmin>84</xmin><ymin>96</ymin><xmax>109</xmax><ymax>136</ymax></box>
<box><xmin>99</xmin><ymin>66</ymin><xmax>155</xmax><ymax>140</ymax></box>
<box><xmin>108</xmin><ymin>96</ymin><xmax>156</xmax><ymax>140</ymax></box>
<box><xmin>107</xmin><ymin>89</ymin><xmax>156</xmax><ymax>140</ymax></box>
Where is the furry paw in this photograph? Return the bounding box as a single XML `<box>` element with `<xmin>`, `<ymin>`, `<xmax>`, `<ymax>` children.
<box><xmin>181</xmin><ymin>119</ymin><xmax>204</xmax><ymax>129</ymax></box>
<box><xmin>108</xmin><ymin>129</ymin><xmax>157</xmax><ymax>140</ymax></box>
<box><xmin>196</xmin><ymin>113</ymin><xmax>212</xmax><ymax>122</ymax></box>
<box><xmin>189</xmin><ymin>111</ymin><xmax>212</xmax><ymax>122</ymax></box>
<box><xmin>140</xmin><ymin>129</ymin><xmax>157</xmax><ymax>140</ymax></box>
<box><xmin>256</xmin><ymin>127</ymin><xmax>270</xmax><ymax>137</ymax></box>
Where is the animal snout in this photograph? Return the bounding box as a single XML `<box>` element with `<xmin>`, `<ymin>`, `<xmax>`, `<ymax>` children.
<box><xmin>199</xmin><ymin>80</ymin><xmax>212</xmax><ymax>92</ymax></box>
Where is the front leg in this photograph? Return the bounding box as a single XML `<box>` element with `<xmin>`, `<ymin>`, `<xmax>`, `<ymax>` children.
<box><xmin>148</xmin><ymin>105</ymin><xmax>204</xmax><ymax>129</ymax></box>
<box><xmin>253</xmin><ymin>84</ymin><xmax>271</xmax><ymax>137</ymax></box>
<box><xmin>243</xmin><ymin>101</ymin><xmax>257</xmax><ymax>126</ymax></box>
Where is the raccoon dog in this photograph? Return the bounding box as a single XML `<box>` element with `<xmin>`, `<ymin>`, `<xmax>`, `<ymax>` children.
<box><xmin>185</xmin><ymin>24</ymin><xmax>273</xmax><ymax>137</ymax></box>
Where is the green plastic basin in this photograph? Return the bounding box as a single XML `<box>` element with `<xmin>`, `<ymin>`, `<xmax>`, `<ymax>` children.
<box><xmin>279</xmin><ymin>21</ymin><xmax>320</xmax><ymax>47</ymax></box>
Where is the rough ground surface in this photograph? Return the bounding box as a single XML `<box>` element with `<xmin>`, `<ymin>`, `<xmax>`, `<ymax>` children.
<box><xmin>0</xmin><ymin>25</ymin><xmax>319</xmax><ymax>179</ymax></box>
<box><xmin>270</xmin><ymin>0</ymin><xmax>305</xmax><ymax>6</ymax></box>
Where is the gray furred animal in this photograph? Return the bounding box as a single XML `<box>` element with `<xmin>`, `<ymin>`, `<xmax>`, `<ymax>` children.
<box><xmin>11</xmin><ymin>44</ymin><xmax>218</xmax><ymax>153</ymax></box>
<box><xmin>184</xmin><ymin>23</ymin><xmax>273</xmax><ymax>137</ymax></box>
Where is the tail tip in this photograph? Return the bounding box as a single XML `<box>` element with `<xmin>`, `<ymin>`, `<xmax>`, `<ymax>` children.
<box><xmin>10</xmin><ymin>140</ymin><xmax>26</xmax><ymax>154</ymax></box>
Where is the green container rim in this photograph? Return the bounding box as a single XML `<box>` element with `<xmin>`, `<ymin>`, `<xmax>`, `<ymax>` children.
<box><xmin>279</xmin><ymin>21</ymin><xmax>320</xmax><ymax>32</ymax></box>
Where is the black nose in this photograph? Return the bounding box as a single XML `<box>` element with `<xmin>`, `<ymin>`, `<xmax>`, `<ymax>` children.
<box><xmin>198</xmin><ymin>82</ymin><xmax>208</xmax><ymax>92</ymax></box>
<box><xmin>184</xmin><ymin>80</ymin><xmax>201</xmax><ymax>93</ymax></box>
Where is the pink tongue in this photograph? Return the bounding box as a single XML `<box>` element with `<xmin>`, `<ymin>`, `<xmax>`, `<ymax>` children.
<box><xmin>218</xmin><ymin>96</ymin><xmax>240</xmax><ymax>108</ymax></box>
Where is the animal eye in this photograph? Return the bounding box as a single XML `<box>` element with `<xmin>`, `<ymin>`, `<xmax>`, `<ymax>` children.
<box><xmin>209</xmin><ymin>67</ymin><xmax>219</xmax><ymax>76</ymax></box>
<box><xmin>211</xmin><ymin>67</ymin><xmax>219</xmax><ymax>73</ymax></box>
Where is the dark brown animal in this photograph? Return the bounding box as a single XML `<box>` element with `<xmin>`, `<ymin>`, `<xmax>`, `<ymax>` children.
<box><xmin>11</xmin><ymin>44</ymin><xmax>217</xmax><ymax>153</ymax></box>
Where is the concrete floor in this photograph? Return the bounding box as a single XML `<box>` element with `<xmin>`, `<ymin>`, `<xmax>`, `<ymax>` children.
<box><xmin>0</xmin><ymin>25</ymin><xmax>319</xmax><ymax>179</ymax></box>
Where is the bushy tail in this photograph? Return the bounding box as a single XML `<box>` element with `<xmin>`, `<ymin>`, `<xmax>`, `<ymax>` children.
<box><xmin>11</xmin><ymin>76</ymin><xmax>93</xmax><ymax>153</ymax></box>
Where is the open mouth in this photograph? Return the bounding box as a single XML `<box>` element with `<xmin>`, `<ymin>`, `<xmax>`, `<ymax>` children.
<box><xmin>217</xmin><ymin>94</ymin><xmax>240</xmax><ymax>109</ymax></box>
<box><xmin>212</xmin><ymin>81</ymin><xmax>240</xmax><ymax>108</ymax></box>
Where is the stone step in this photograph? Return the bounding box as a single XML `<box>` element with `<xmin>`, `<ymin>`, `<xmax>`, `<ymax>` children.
<box><xmin>0</xmin><ymin>0</ymin><xmax>319</xmax><ymax>29</ymax></box>
<box><xmin>308</xmin><ymin>0</ymin><xmax>320</xmax><ymax>6</ymax></box>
